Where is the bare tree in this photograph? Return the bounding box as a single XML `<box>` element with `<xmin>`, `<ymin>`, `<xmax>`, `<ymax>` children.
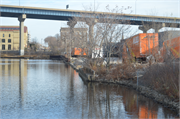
<box><xmin>68</xmin><ymin>5</ymin><xmax>133</xmax><ymax>69</ymax></box>
<box><xmin>29</xmin><ymin>37</ymin><xmax>40</xmax><ymax>52</ymax></box>
<box><xmin>44</xmin><ymin>34</ymin><xmax>63</xmax><ymax>54</ymax></box>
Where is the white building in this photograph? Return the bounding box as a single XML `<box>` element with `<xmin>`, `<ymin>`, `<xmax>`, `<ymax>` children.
<box><xmin>92</xmin><ymin>46</ymin><xmax>103</xmax><ymax>58</ymax></box>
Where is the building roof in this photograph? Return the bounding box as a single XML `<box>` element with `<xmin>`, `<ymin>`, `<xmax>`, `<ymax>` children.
<box><xmin>0</xmin><ymin>26</ymin><xmax>28</xmax><ymax>33</ymax></box>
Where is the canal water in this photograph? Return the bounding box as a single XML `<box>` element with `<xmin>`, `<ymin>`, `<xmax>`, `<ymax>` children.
<box><xmin>0</xmin><ymin>59</ymin><xmax>178</xmax><ymax>118</ymax></box>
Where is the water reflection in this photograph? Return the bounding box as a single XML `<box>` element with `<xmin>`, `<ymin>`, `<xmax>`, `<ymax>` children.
<box><xmin>83</xmin><ymin>83</ymin><xmax>177</xmax><ymax>119</ymax></box>
<box><xmin>19</xmin><ymin>59</ymin><xmax>24</xmax><ymax>110</ymax></box>
<box><xmin>0</xmin><ymin>59</ymin><xmax>177</xmax><ymax>118</ymax></box>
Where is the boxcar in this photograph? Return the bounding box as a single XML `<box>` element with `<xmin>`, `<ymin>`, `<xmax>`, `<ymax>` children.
<box><xmin>123</xmin><ymin>33</ymin><xmax>159</xmax><ymax>62</ymax></box>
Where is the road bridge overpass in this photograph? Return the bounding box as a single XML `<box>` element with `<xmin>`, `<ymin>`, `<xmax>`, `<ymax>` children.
<box><xmin>1</xmin><ymin>5</ymin><xmax>180</xmax><ymax>25</ymax></box>
<box><xmin>0</xmin><ymin>5</ymin><xmax>180</xmax><ymax>55</ymax></box>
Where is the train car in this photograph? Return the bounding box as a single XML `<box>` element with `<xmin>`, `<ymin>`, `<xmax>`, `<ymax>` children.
<box><xmin>123</xmin><ymin>33</ymin><xmax>159</xmax><ymax>62</ymax></box>
<box><xmin>161</xmin><ymin>36</ymin><xmax>180</xmax><ymax>60</ymax></box>
<box><xmin>71</xmin><ymin>47</ymin><xmax>87</xmax><ymax>57</ymax></box>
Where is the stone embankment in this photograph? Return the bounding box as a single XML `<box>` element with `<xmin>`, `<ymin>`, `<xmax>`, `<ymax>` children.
<box><xmin>0</xmin><ymin>54</ymin><xmax>69</xmax><ymax>60</ymax></box>
<box><xmin>66</xmin><ymin>59</ymin><xmax>179</xmax><ymax>114</ymax></box>
<box><xmin>0</xmin><ymin>54</ymin><xmax>50</xmax><ymax>59</ymax></box>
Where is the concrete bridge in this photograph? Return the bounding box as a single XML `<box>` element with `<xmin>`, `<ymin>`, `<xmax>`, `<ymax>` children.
<box><xmin>0</xmin><ymin>5</ymin><xmax>180</xmax><ymax>55</ymax></box>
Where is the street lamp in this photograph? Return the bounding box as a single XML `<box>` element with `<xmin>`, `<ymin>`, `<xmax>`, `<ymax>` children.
<box><xmin>94</xmin><ymin>0</ymin><xmax>95</xmax><ymax>12</ymax></box>
<box><xmin>66</xmin><ymin>5</ymin><xmax>69</xmax><ymax>9</ymax></box>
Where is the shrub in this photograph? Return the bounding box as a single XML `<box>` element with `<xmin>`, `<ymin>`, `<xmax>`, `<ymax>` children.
<box><xmin>140</xmin><ymin>62</ymin><xmax>179</xmax><ymax>100</ymax></box>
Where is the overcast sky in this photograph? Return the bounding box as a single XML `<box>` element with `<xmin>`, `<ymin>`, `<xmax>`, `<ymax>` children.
<box><xmin>0</xmin><ymin>0</ymin><xmax>179</xmax><ymax>45</ymax></box>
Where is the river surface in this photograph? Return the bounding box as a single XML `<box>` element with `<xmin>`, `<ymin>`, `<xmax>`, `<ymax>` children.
<box><xmin>0</xmin><ymin>59</ymin><xmax>178</xmax><ymax>118</ymax></box>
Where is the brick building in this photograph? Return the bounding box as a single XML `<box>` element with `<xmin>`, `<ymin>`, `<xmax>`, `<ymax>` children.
<box><xmin>0</xmin><ymin>26</ymin><xmax>28</xmax><ymax>51</ymax></box>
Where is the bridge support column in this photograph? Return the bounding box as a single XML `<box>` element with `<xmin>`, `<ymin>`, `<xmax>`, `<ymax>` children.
<box><xmin>153</xmin><ymin>23</ymin><xmax>165</xmax><ymax>33</ymax></box>
<box><xmin>67</xmin><ymin>21</ymin><xmax>77</xmax><ymax>29</ymax></box>
<box><xmin>67</xmin><ymin>21</ymin><xmax>77</xmax><ymax>45</ymax></box>
<box><xmin>67</xmin><ymin>21</ymin><xmax>77</xmax><ymax>58</ymax></box>
<box><xmin>86</xmin><ymin>19</ymin><xmax>97</xmax><ymax>44</ymax></box>
<box><xmin>18</xmin><ymin>14</ymin><xmax>26</xmax><ymax>56</ymax></box>
<box><xmin>86</xmin><ymin>19</ymin><xmax>97</xmax><ymax>57</ymax></box>
<box><xmin>138</xmin><ymin>25</ymin><xmax>151</xmax><ymax>33</ymax></box>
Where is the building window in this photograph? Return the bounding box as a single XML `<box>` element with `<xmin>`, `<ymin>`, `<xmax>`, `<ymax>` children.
<box><xmin>9</xmin><ymin>34</ymin><xmax>11</xmax><ymax>37</ymax></box>
<box><xmin>2</xmin><ymin>39</ymin><xmax>5</xmax><ymax>43</ymax></box>
<box><xmin>3</xmin><ymin>34</ymin><xmax>5</xmax><ymax>37</ymax></box>
<box><xmin>2</xmin><ymin>45</ymin><xmax>5</xmax><ymax>50</ymax></box>
<box><xmin>8</xmin><ymin>45</ymin><xmax>11</xmax><ymax>50</ymax></box>
<box><xmin>8</xmin><ymin>39</ymin><xmax>11</xmax><ymax>43</ymax></box>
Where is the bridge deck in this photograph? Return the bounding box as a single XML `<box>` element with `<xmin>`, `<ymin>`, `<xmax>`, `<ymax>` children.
<box><xmin>0</xmin><ymin>4</ymin><xmax>180</xmax><ymax>25</ymax></box>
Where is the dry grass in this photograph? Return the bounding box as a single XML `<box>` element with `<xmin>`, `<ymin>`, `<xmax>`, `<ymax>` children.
<box><xmin>92</xmin><ymin>63</ymin><xmax>142</xmax><ymax>80</ymax></box>
<box><xmin>140</xmin><ymin>62</ymin><xmax>179</xmax><ymax>100</ymax></box>
<box><xmin>91</xmin><ymin>60</ymin><xmax>179</xmax><ymax>100</ymax></box>
<box><xmin>88</xmin><ymin>59</ymin><xmax>179</xmax><ymax>100</ymax></box>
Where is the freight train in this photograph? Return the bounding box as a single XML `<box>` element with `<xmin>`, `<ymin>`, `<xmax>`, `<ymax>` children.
<box><xmin>123</xmin><ymin>32</ymin><xmax>180</xmax><ymax>63</ymax></box>
<box><xmin>160</xmin><ymin>36</ymin><xmax>180</xmax><ymax>61</ymax></box>
<box><xmin>122</xmin><ymin>33</ymin><xmax>159</xmax><ymax>63</ymax></box>
<box><xmin>70</xmin><ymin>32</ymin><xmax>180</xmax><ymax>63</ymax></box>
<box><xmin>71</xmin><ymin>48</ymin><xmax>87</xmax><ymax>57</ymax></box>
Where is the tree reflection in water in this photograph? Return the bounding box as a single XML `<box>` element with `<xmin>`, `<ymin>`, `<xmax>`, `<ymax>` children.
<box><xmin>81</xmin><ymin>82</ymin><xmax>177</xmax><ymax>119</ymax></box>
<box><xmin>0</xmin><ymin>59</ymin><xmax>177</xmax><ymax>118</ymax></box>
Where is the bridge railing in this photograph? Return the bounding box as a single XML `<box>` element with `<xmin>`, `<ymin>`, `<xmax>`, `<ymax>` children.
<box><xmin>1</xmin><ymin>5</ymin><xmax>180</xmax><ymax>24</ymax></box>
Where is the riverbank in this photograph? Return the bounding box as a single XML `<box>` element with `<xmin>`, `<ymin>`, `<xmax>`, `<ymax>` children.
<box><xmin>0</xmin><ymin>54</ymin><xmax>70</xmax><ymax>62</ymax></box>
<box><xmin>0</xmin><ymin>54</ymin><xmax>50</xmax><ymax>59</ymax></box>
<box><xmin>66</xmin><ymin>59</ymin><xmax>179</xmax><ymax>115</ymax></box>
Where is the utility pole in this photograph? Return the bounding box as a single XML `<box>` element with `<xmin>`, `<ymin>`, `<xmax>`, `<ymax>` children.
<box><xmin>178</xmin><ymin>0</ymin><xmax>180</xmax><ymax>17</ymax></box>
<box><xmin>70</xmin><ymin>34</ymin><xmax>71</xmax><ymax>60</ymax></box>
<box><xmin>94</xmin><ymin>0</ymin><xmax>95</xmax><ymax>12</ymax></box>
<box><xmin>65</xmin><ymin>31</ymin><xmax>67</xmax><ymax>57</ymax></box>
<box><xmin>135</xmin><ymin>0</ymin><xmax>137</xmax><ymax>14</ymax></box>
<box><xmin>0</xmin><ymin>39</ymin><xmax>2</xmax><ymax>58</ymax></box>
<box><xmin>41</xmin><ymin>38</ymin><xmax>42</xmax><ymax>52</ymax></box>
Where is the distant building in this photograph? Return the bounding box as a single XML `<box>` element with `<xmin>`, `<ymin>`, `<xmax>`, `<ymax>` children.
<box><xmin>0</xmin><ymin>26</ymin><xmax>28</xmax><ymax>51</ymax></box>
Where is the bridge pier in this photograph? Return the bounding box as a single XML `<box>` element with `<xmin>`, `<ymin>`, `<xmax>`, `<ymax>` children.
<box><xmin>139</xmin><ymin>23</ymin><xmax>166</xmax><ymax>33</ymax></box>
<box><xmin>67</xmin><ymin>21</ymin><xmax>77</xmax><ymax>57</ymax></box>
<box><xmin>86</xmin><ymin>19</ymin><xmax>97</xmax><ymax>57</ymax></box>
<box><xmin>67</xmin><ymin>21</ymin><xmax>77</xmax><ymax>30</ymax></box>
<box><xmin>153</xmin><ymin>23</ymin><xmax>165</xmax><ymax>33</ymax></box>
<box><xmin>138</xmin><ymin>25</ymin><xmax>150</xmax><ymax>33</ymax></box>
<box><xmin>86</xmin><ymin>19</ymin><xmax>97</xmax><ymax>43</ymax></box>
<box><xmin>67</xmin><ymin>21</ymin><xmax>77</xmax><ymax>45</ymax></box>
<box><xmin>18</xmin><ymin>14</ymin><xmax>26</xmax><ymax>56</ymax></box>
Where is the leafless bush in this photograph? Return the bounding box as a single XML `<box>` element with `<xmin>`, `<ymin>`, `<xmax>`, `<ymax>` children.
<box><xmin>140</xmin><ymin>62</ymin><xmax>179</xmax><ymax>100</ymax></box>
<box><xmin>93</xmin><ymin>63</ymin><xmax>142</xmax><ymax>80</ymax></box>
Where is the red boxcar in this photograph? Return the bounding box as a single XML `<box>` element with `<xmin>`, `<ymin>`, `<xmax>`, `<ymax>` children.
<box><xmin>123</xmin><ymin>33</ymin><xmax>159</xmax><ymax>62</ymax></box>
<box><xmin>71</xmin><ymin>48</ymin><xmax>87</xmax><ymax>57</ymax></box>
<box><xmin>161</xmin><ymin>36</ymin><xmax>180</xmax><ymax>59</ymax></box>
